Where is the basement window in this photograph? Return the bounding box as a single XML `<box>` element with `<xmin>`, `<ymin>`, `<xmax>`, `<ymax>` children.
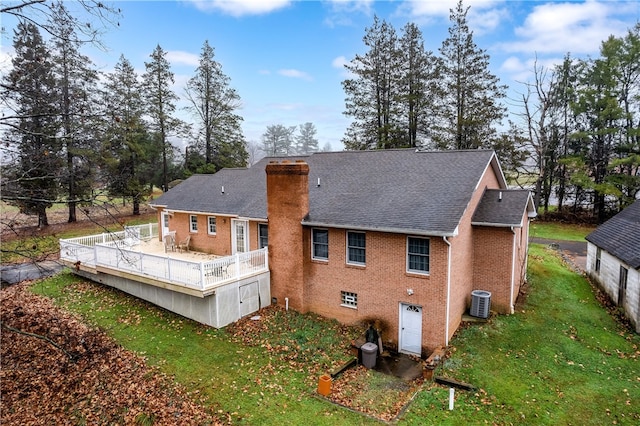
<box><xmin>341</xmin><ymin>291</ymin><xmax>357</xmax><ymax>308</ymax></box>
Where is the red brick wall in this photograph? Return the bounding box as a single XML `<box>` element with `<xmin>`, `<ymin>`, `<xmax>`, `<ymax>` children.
<box><xmin>156</xmin><ymin>208</ymin><xmax>264</xmax><ymax>256</ymax></box>
<box><xmin>446</xmin><ymin>166</ymin><xmax>502</xmax><ymax>341</ymax></box>
<box><xmin>303</xmin><ymin>228</ymin><xmax>450</xmax><ymax>353</ymax></box>
<box><xmin>472</xmin><ymin>227</ymin><xmax>514</xmax><ymax>313</ymax></box>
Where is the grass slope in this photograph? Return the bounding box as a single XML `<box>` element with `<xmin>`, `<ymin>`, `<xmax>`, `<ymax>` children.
<box><xmin>28</xmin><ymin>228</ymin><xmax>638</xmax><ymax>425</ymax></box>
<box><xmin>402</xmin><ymin>245</ymin><xmax>639</xmax><ymax>425</ymax></box>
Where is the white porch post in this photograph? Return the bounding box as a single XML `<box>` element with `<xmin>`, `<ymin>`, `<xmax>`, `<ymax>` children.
<box><xmin>235</xmin><ymin>253</ymin><xmax>240</xmax><ymax>279</ymax></box>
<box><xmin>200</xmin><ymin>263</ymin><xmax>206</xmax><ymax>289</ymax></box>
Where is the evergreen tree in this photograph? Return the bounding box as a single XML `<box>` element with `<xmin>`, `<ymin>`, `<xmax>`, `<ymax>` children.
<box><xmin>100</xmin><ymin>55</ymin><xmax>152</xmax><ymax>215</ymax></box>
<box><xmin>398</xmin><ymin>22</ymin><xmax>436</xmax><ymax>148</ymax></box>
<box><xmin>342</xmin><ymin>16</ymin><xmax>402</xmax><ymax>149</ymax></box>
<box><xmin>296</xmin><ymin>122</ymin><xmax>319</xmax><ymax>154</ymax></box>
<box><xmin>185</xmin><ymin>40</ymin><xmax>247</xmax><ymax>172</ymax></box>
<box><xmin>50</xmin><ymin>1</ymin><xmax>100</xmax><ymax>223</ymax></box>
<box><xmin>261</xmin><ymin>124</ymin><xmax>296</xmax><ymax>156</ymax></box>
<box><xmin>432</xmin><ymin>0</ymin><xmax>506</xmax><ymax>150</ymax></box>
<box><xmin>1</xmin><ymin>22</ymin><xmax>61</xmax><ymax>228</ymax></box>
<box><xmin>142</xmin><ymin>44</ymin><xmax>183</xmax><ymax>191</ymax></box>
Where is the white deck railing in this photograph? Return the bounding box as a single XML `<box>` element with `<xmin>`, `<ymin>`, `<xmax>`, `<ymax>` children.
<box><xmin>59</xmin><ymin>223</ymin><xmax>269</xmax><ymax>290</ymax></box>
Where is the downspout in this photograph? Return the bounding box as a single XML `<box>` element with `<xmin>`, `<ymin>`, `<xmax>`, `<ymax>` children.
<box><xmin>523</xmin><ymin>218</ymin><xmax>531</xmax><ymax>283</ymax></box>
<box><xmin>443</xmin><ymin>236</ymin><xmax>452</xmax><ymax>346</ymax></box>
<box><xmin>510</xmin><ymin>226</ymin><xmax>516</xmax><ymax>314</ymax></box>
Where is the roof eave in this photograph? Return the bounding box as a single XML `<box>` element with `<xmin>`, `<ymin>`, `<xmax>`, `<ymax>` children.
<box><xmin>471</xmin><ymin>221</ymin><xmax>522</xmax><ymax>228</ymax></box>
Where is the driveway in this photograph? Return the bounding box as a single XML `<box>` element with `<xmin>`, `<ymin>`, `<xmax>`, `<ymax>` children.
<box><xmin>0</xmin><ymin>261</ymin><xmax>64</xmax><ymax>286</ymax></box>
<box><xmin>530</xmin><ymin>237</ymin><xmax>587</xmax><ymax>272</ymax></box>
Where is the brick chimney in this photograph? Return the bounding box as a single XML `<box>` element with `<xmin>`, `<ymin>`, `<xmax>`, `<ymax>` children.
<box><xmin>265</xmin><ymin>160</ymin><xmax>309</xmax><ymax>312</ymax></box>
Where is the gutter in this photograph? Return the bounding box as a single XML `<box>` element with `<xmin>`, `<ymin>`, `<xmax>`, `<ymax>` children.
<box><xmin>301</xmin><ymin>221</ymin><xmax>458</xmax><ymax>238</ymax></box>
<box><xmin>443</xmin><ymin>236</ymin><xmax>452</xmax><ymax>346</ymax></box>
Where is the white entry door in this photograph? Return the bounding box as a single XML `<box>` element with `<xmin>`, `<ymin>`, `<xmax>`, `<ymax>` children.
<box><xmin>231</xmin><ymin>219</ymin><xmax>249</xmax><ymax>254</ymax></box>
<box><xmin>399</xmin><ymin>303</ymin><xmax>423</xmax><ymax>356</ymax></box>
<box><xmin>239</xmin><ymin>282</ymin><xmax>259</xmax><ymax>317</ymax></box>
<box><xmin>161</xmin><ymin>211</ymin><xmax>170</xmax><ymax>238</ymax></box>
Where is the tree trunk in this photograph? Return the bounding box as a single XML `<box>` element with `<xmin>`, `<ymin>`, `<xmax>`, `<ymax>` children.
<box><xmin>133</xmin><ymin>195</ymin><xmax>140</xmax><ymax>215</ymax></box>
<box><xmin>37</xmin><ymin>208</ymin><xmax>49</xmax><ymax>228</ymax></box>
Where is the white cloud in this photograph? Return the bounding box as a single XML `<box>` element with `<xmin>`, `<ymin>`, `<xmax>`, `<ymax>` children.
<box><xmin>326</xmin><ymin>0</ymin><xmax>374</xmax><ymax>14</ymax></box>
<box><xmin>402</xmin><ymin>0</ymin><xmax>507</xmax><ymax>35</ymax></box>
<box><xmin>332</xmin><ymin>55</ymin><xmax>348</xmax><ymax>69</ymax></box>
<box><xmin>278</xmin><ymin>68</ymin><xmax>313</xmax><ymax>81</ymax></box>
<box><xmin>166</xmin><ymin>50</ymin><xmax>200</xmax><ymax>67</ymax></box>
<box><xmin>0</xmin><ymin>45</ymin><xmax>14</xmax><ymax>75</ymax></box>
<box><xmin>186</xmin><ymin>0</ymin><xmax>291</xmax><ymax>16</ymax></box>
<box><xmin>323</xmin><ymin>0</ymin><xmax>374</xmax><ymax>28</ymax></box>
<box><xmin>499</xmin><ymin>1</ymin><xmax>635</xmax><ymax>54</ymax></box>
<box><xmin>500</xmin><ymin>55</ymin><xmax>573</xmax><ymax>88</ymax></box>
<box><xmin>332</xmin><ymin>55</ymin><xmax>354</xmax><ymax>78</ymax></box>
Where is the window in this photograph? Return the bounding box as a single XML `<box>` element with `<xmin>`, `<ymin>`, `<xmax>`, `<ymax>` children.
<box><xmin>208</xmin><ymin>216</ymin><xmax>217</xmax><ymax>235</ymax></box>
<box><xmin>346</xmin><ymin>231</ymin><xmax>366</xmax><ymax>265</ymax></box>
<box><xmin>595</xmin><ymin>247</ymin><xmax>601</xmax><ymax>273</ymax></box>
<box><xmin>190</xmin><ymin>215</ymin><xmax>198</xmax><ymax>232</ymax></box>
<box><xmin>258</xmin><ymin>224</ymin><xmax>268</xmax><ymax>249</ymax></box>
<box><xmin>407</xmin><ymin>237</ymin><xmax>430</xmax><ymax>274</ymax></box>
<box><xmin>312</xmin><ymin>228</ymin><xmax>328</xmax><ymax>260</ymax></box>
<box><xmin>341</xmin><ymin>291</ymin><xmax>357</xmax><ymax>308</ymax></box>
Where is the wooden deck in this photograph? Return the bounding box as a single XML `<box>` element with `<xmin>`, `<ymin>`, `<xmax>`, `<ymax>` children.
<box><xmin>59</xmin><ymin>224</ymin><xmax>268</xmax><ymax>292</ymax></box>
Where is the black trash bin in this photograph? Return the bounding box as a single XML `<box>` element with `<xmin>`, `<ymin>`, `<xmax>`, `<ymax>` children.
<box><xmin>361</xmin><ymin>342</ymin><xmax>378</xmax><ymax>369</ymax></box>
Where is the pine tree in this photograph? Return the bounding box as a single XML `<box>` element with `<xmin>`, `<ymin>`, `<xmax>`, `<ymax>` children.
<box><xmin>296</xmin><ymin>122</ymin><xmax>319</xmax><ymax>154</ymax></box>
<box><xmin>398</xmin><ymin>22</ymin><xmax>436</xmax><ymax>148</ymax></box>
<box><xmin>261</xmin><ymin>124</ymin><xmax>296</xmax><ymax>156</ymax></box>
<box><xmin>185</xmin><ymin>40</ymin><xmax>247</xmax><ymax>172</ymax></box>
<box><xmin>50</xmin><ymin>1</ymin><xmax>100</xmax><ymax>223</ymax></box>
<box><xmin>342</xmin><ymin>16</ymin><xmax>402</xmax><ymax>149</ymax></box>
<box><xmin>432</xmin><ymin>0</ymin><xmax>506</xmax><ymax>150</ymax></box>
<box><xmin>100</xmin><ymin>55</ymin><xmax>152</xmax><ymax>215</ymax></box>
<box><xmin>1</xmin><ymin>22</ymin><xmax>62</xmax><ymax>228</ymax></box>
<box><xmin>142</xmin><ymin>44</ymin><xmax>183</xmax><ymax>191</ymax></box>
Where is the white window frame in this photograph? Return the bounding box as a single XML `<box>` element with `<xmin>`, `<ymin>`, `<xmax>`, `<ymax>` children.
<box><xmin>207</xmin><ymin>216</ymin><xmax>217</xmax><ymax>235</ymax></box>
<box><xmin>407</xmin><ymin>236</ymin><xmax>430</xmax><ymax>274</ymax></box>
<box><xmin>190</xmin><ymin>215</ymin><xmax>198</xmax><ymax>233</ymax></box>
<box><xmin>312</xmin><ymin>228</ymin><xmax>329</xmax><ymax>261</ymax></box>
<box><xmin>346</xmin><ymin>231</ymin><xmax>366</xmax><ymax>265</ymax></box>
<box><xmin>341</xmin><ymin>291</ymin><xmax>357</xmax><ymax>309</ymax></box>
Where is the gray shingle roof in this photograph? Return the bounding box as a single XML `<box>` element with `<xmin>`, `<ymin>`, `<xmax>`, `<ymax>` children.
<box><xmin>472</xmin><ymin>189</ymin><xmax>535</xmax><ymax>227</ymax></box>
<box><xmin>586</xmin><ymin>200</ymin><xmax>640</xmax><ymax>269</ymax></box>
<box><xmin>151</xmin><ymin>149</ymin><xmax>507</xmax><ymax>236</ymax></box>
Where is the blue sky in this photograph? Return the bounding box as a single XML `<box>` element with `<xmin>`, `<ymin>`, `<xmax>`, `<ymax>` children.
<box><xmin>2</xmin><ymin>0</ymin><xmax>639</xmax><ymax>151</ymax></box>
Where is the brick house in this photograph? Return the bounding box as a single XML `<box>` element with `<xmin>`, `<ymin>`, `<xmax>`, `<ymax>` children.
<box><xmin>151</xmin><ymin>149</ymin><xmax>536</xmax><ymax>355</ymax></box>
<box><xmin>586</xmin><ymin>200</ymin><xmax>640</xmax><ymax>333</ymax></box>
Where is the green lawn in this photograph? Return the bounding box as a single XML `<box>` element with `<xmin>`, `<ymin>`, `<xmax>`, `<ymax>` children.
<box><xmin>402</xmin><ymin>244</ymin><xmax>639</xmax><ymax>424</ymax></box>
<box><xmin>30</xmin><ymin>240</ymin><xmax>639</xmax><ymax>425</ymax></box>
<box><xmin>530</xmin><ymin>221</ymin><xmax>596</xmax><ymax>242</ymax></box>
